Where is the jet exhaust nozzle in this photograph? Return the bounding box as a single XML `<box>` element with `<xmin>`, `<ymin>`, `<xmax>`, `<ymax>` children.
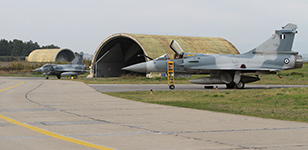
<box><xmin>295</xmin><ymin>55</ymin><xmax>303</xmax><ymax>69</ymax></box>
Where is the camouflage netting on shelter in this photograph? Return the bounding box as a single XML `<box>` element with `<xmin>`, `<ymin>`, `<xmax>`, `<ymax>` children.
<box><xmin>90</xmin><ymin>33</ymin><xmax>239</xmax><ymax>77</ymax></box>
<box><xmin>27</xmin><ymin>49</ymin><xmax>75</xmax><ymax>63</ymax></box>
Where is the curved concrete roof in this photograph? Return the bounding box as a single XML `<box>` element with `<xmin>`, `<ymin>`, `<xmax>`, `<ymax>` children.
<box><xmin>90</xmin><ymin>33</ymin><xmax>239</xmax><ymax>77</ymax></box>
<box><xmin>128</xmin><ymin>34</ymin><xmax>240</xmax><ymax>58</ymax></box>
<box><xmin>27</xmin><ymin>49</ymin><xmax>75</xmax><ymax>62</ymax></box>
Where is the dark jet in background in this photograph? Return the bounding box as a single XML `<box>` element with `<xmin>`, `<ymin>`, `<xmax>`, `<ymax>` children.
<box><xmin>33</xmin><ymin>52</ymin><xmax>86</xmax><ymax>79</ymax></box>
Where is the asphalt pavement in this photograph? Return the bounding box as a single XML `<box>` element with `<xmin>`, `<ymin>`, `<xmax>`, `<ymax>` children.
<box><xmin>1</xmin><ymin>77</ymin><xmax>308</xmax><ymax>150</ymax></box>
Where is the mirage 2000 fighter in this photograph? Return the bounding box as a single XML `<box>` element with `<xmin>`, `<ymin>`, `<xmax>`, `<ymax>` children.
<box><xmin>122</xmin><ymin>24</ymin><xmax>303</xmax><ymax>89</ymax></box>
<box><xmin>33</xmin><ymin>52</ymin><xmax>86</xmax><ymax>79</ymax></box>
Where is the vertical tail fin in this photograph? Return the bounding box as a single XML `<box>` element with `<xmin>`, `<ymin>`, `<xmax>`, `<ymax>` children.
<box><xmin>254</xmin><ymin>23</ymin><xmax>297</xmax><ymax>53</ymax></box>
<box><xmin>69</xmin><ymin>52</ymin><xmax>84</xmax><ymax>65</ymax></box>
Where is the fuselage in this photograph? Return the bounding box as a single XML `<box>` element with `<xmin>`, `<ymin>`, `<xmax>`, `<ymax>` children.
<box><xmin>135</xmin><ymin>52</ymin><xmax>303</xmax><ymax>75</ymax></box>
<box><xmin>33</xmin><ymin>64</ymin><xmax>86</xmax><ymax>75</ymax></box>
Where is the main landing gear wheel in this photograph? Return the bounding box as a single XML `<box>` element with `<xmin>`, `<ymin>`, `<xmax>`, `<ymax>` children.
<box><xmin>169</xmin><ymin>85</ymin><xmax>175</xmax><ymax>90</ymax></box>
<box><xmin>235</xmin><ymin>81</ymin><xmax>245</xmax><ymax>89</ymax></box>
<box><xmin>226</xmin><ymin>81</ymin><xmax>245</xmax><ymax>89</ymax></box>
<box><xmin>46</xmin><ymin>76</ymin><xmax>49</xmax><ymax>79</ymax></box>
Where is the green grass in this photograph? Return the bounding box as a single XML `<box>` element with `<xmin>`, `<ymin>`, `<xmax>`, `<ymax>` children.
<box><xmin>105</xmin><ymin>88</ymin><xmax>308</xmax><ymax>122</ymax></box>
<box><xmin>256</xmin><ymin>63</ymin><xmax>308</xmax><ymax>85</ymax></box>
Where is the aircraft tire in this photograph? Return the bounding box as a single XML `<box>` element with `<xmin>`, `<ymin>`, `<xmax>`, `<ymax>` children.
<box><xmin>169</xmin><ymin>85</ymin><xmax>175</xmax><ymax>90</ymax></box>
<box><xmin>46</xmin><ymin>76</ymin><xmax>49</xmax><ymax>79</ymax></box>
<box><xmin>235</xmin><ymin>81</ymin><xmax>245</xmax><ymax>89</ymax></box>
<box><xmin>57</xmin><ymin>75</ymin><xmax>61</xmax><ymax>79</ymax></box>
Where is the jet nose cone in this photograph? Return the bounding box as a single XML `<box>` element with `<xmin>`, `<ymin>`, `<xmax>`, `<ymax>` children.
<box><xmin>33</xmin><ymin>68</ymin><xmax>42</xmax><ymax>72</ymax></box>
<box><xmin>122</xmin><ymin>62</ymin><xmax>147</xmax><ymax>73</ymax></box>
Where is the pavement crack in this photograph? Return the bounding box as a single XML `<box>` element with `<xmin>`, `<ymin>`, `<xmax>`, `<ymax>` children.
<box><xmin>23</xmin><ymin>81</ymin><xmax>126</xmax><ymax>126</ymax></box>
<box><xmin>0</xmin><ymin>81</ymin><xmax>6</xmax><ymax>85</ymax></box>
<box><xmin>24</xmin><ymin>82</ymin><xmax>56</xmax><ymax>111</ymax></box>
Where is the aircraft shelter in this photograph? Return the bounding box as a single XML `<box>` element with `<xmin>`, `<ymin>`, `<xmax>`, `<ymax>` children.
<box><xmin>90</xmin><ymin>33</ymin><xmax>240</xmax><ymax>77</ymax></box>
<box><xmin>27</xmin><ymin>49</ymin><xmax>75</xmax><ymax>63</ymax></box>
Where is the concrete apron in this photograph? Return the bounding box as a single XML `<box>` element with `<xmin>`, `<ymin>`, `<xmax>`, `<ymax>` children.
<box><xmin>0</xmin><ymin>77</ymin><xmax>308</xmax><ymax>150</ymax></box>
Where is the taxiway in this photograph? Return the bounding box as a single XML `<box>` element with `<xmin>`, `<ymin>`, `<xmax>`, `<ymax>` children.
<box><xmin>1</xmin><ymin>77</ymin><xmax>308</xmax><ymax>150</ymax></box>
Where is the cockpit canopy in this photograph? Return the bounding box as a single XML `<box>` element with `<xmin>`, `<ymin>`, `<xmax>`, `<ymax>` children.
<box><xmin>155</xmin><ymin>54</ymin><xmax>170</xmax><ymax>61</ymax></box>
<box><xmin>42</xmin><ymin>64</ymin><xmax>53</xmax><ymax>68</ymax></box>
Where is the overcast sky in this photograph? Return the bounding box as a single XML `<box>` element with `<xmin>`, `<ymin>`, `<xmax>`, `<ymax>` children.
<box><xmin>1</xmin><ymin>0</ymin><xmax>308</xmax><ymax>55</ymax></box>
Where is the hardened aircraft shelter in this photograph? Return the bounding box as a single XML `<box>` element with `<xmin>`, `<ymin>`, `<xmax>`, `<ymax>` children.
<box><xmin>90</xmin><ymin>33</ymin><xmax>239</xmax><ymax>77</ymax></box>
<box><xmin>27</xmin><ymin>49</ymin><xmax>75</xmax><ymax>63</ymax></box>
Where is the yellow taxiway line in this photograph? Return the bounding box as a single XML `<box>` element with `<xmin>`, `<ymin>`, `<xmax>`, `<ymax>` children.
<box><xmin>0</xmin><ymin>80</ymin><xmax>24</xmax><ymax>92</ymax></box>
<box><xmin>0</xmin><ymin>80</ymin><xmax>114</xmax><ymax>150</ymax></box>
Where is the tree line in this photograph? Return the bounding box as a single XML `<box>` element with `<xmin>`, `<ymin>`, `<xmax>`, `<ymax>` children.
<box><xmin>0</xmin><ymin>39</ymin><xmax>60</xmax><ymax>57</ymax></box>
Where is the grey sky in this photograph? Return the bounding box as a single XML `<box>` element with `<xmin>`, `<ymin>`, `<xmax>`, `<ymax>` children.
<box><xmin>1</xmin><ymin>0</ymin><xmax>308</xmax><ymax>55</ymax></box>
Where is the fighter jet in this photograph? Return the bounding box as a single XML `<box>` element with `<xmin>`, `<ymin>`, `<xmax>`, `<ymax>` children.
<box><xmin>122</xmin><ymin>24</ymin><xmax>303</xmax><ymax>89</ymax></box>
<box><xmin>33</xmin><ymin>52</ymin><xmax>87</xmax><ymax>79</ymax></box>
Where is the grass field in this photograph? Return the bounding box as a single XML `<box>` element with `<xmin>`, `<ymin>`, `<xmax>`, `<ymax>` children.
<box><xmin>106</xmin><ymin>87</ymin><xmax>308</xmax><ymax>122</ymax></box>
<box><xmin>256</xmin><ymin>62</ymin><xmax>308</xmax><ymax>85</ymax></box>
